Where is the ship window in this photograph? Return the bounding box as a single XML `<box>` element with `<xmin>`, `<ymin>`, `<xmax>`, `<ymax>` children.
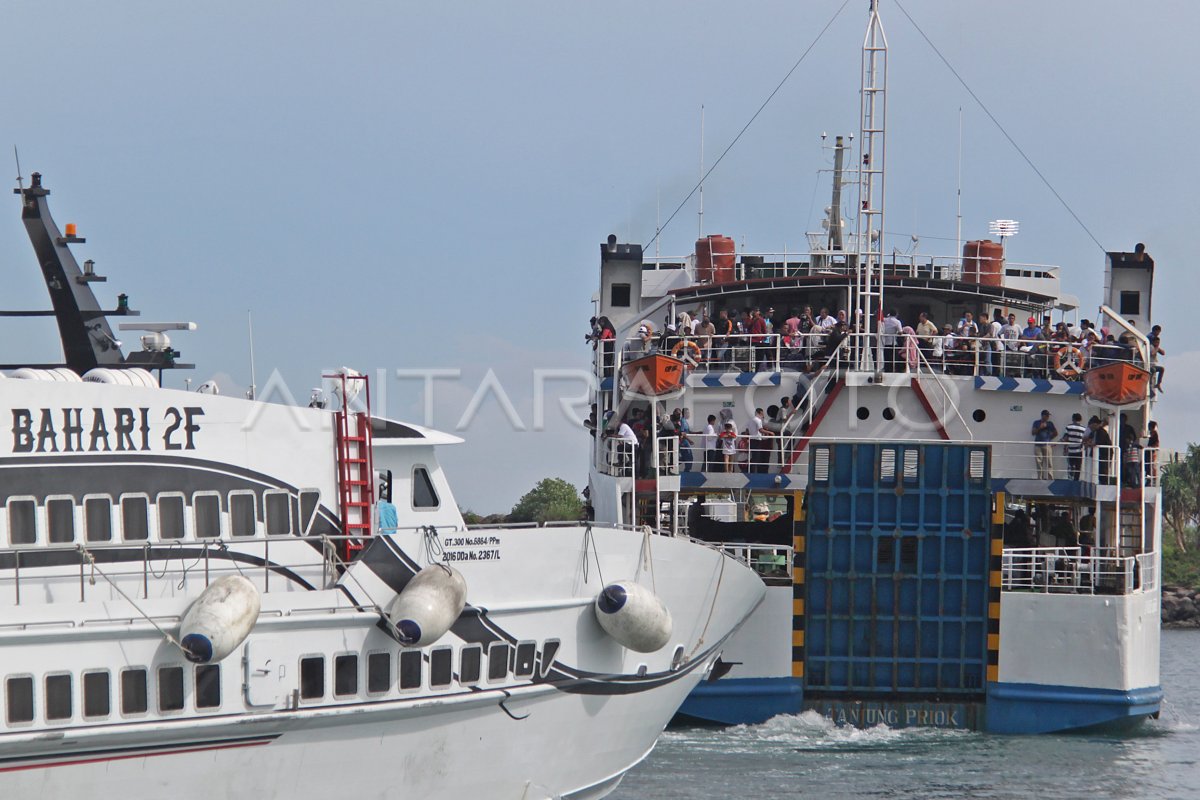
<box><xmin>157</xmin><ymin>494</ymin><xmax>186</xmax><ymax>540</ymax></box>
<box><xmin>195</xmin><ymin>665</ymin><xmax>221</xmax><ymax>709</ymax></box>
<box><xmin>193</xmin><ymin>493</ymin><xmax>222</xmax><ymax>538</ymax></box>
<box><xmin>229</xmin><ymin>492</ymin><xmax>257</xmax><ymax>537</ymax></box>
<box><xmin>972</xmin><ymin>409</ymin><xmax>987</xmax><ymax>423</ymax></box>
<box><xmin>121</xmin><ymin>668</ymin><xmax>148</xmax><ymax>715</ymax></box>
<box><xmin>487</xmin><ymin>642</ymin><xmax>511</xmax><ymax>682</ymax></box>
<box><xmin>83</xmin><ymin>671</ymin><xmax>110</xmax><ymax>719</ymax></box>
<box><xmin>429</xmin><ymin>646</ymin><xmax>453</xmax><ymax>688</ymax></box>
<box><xmin>514</xmin><ymin>641</ymin><xmax>536</xmax><ymax>679</ymax></box>
<box><xmin>334</xmin><ymin>654</ymin><xmax>358</xmax><ymax>698</ymax></box>
<box><xmin>903</xmin><ymin>449</ymin><xmax>919</xmax><ymax>482</ymax></box>
<box><xmin>158</xmin><ymin>666</ymin><xmax>185</xmax><ymax>713</ymax></box>
<box><xmin>366</xmin><ymin>652</ymin><xmax>391</xmax><ymax>695</ymax></box>
<box><xmin>264</xmin><ymin>491</ymin><xmax>292</xmax><ymax>536</ymax></box>
<box><xmin>399</xmin><ymin>650</ymin><xmax>422</xmax><ymax>691</ymax></box>
<box><xmin>458</xmin><ymin>645</ymin><xmax>482</xmax><ymax>685</ymax></box>
<box><xmin>1119</xmin><ymin>290</ymin><xmax>1140</xmax><ymax>316</ymax></box>
<box><xmin>5</xmin><ymin>676</ymin><xmax>34</xmax><ymax>724</ymax></box>
<box><xmin>46</xmin><ymin>497</ymin><xmax>75</xmax><ymax>544</ymax></box>
<box><xmin>813</xmin><ymin>447</ymin><xmax>830</xmax><ymax>483</ymax></box>
<box><xmin>610</xmin><ymin>283</ymin><xmax>631</xmax><ymax>307</ymax></box>
<box><xmin>121</xmin><ymin>495</ymin><xmax>150</xmax><ymax>541</ymax></box>
<box><xmin>880</xmin><ymin>447</ymin><xmax>897</xmax><ymax>482</ymax></box>
<box><xmin>413</xmin><ymin>467</ymin><xmax>440</xmax><ymax>510</ymax></box>
<box><xmin>969</xmin><ymin>449</ymin><xmax>986</xmax><ymax>482</ymax></box>
<box><xmin>84</xmin><ymin>496</ymin><xmax>113</xmax><ymax>542</ymax></box>
<box><xmin>45</xmin><ymin>673</ymin><xmax>72</xmax><ymax>721</ymax></box>
<box><xmin>7</xmin><ymin>498</ymin><xmax>37</xmax><ymax>545</ymax></box>
<box><xmin>299</xmin><ymin>656</ymin><xmax>324</xmax><ymax>700</ymax></box>
<box><xmin>856</xmin><ymin>406</ymin><xmax>870</xmax><ymax>421</ymax></box>
<box><xmin>298</xmin><ymin>489</ymin><xmax>321</xmax><ymax>535</ymax></box>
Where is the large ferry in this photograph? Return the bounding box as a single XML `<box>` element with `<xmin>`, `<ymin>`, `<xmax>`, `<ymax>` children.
<box><xmin>0</xmin><ymin>172</ymin><xmax>767</xmax><ymax>797</ymax></box>
<box><xmin>587</xmin><ymin>1</ymin><xmax>1161</xmax><ymax>734</ymax></box>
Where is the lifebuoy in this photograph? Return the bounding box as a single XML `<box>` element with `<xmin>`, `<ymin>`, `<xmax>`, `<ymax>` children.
<box><xmin>1053</xmin><ymin>346</ymin><xmax>1086</xmax><ymax>378</ymax></box>
<box><xmin>670</xmin><ymin>340</ymin><xmax>703</xmax><ymax>365</ymax></box>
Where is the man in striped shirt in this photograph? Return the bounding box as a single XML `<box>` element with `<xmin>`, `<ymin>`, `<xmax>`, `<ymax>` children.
<box><xmin>1061</xmin><ymin>412</ymin><xmax>1088</xmax><ymax>481</ymax></box>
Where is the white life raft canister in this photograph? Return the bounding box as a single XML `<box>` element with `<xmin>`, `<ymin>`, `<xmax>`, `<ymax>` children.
<box><xmin>594</xmin><ymin>581</ymin><xmax>672</xmax><ymax>653</ymax></box>
<box><xmin>386</xmin><ymin>564</ymin><xmax>468</xmax><ymax>646</ymax></box>
<box><xmin>179</xmin><ymin>575</ymin><xmax>262</xmax><ymax>663</ymax></box>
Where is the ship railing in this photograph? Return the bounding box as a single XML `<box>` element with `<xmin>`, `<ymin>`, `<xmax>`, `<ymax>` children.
<box><xmin>656</xmin><ymin>435</ymin><xmax>680</xmax><ymax>475</ymax></box>
<box><xmin>716</xmin><ymin>542</ymin><xmax>793</xmax><ymax>583</ymax></box>
<box><xmin>600</xmin><ymin>438</ymin><xmax>636</xmax><ymax>478</ymax></box>
<box><xmin>1001</xmin><ymin>545</ymin><xmax>1155</xmax><ymax>595</ymax></box>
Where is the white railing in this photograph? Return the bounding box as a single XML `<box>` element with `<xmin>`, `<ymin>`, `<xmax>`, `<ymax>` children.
<box><xmin>602</xmin><ymin>438</ymin><xmax>635</xmax><ymax>478</ymax></box>
<box><xmin>656</xmin><ymin>435</ymin><xmax>679</xmax><ymax>475</ymax></box>
<box><xmin>716</xmin><ymin>542</ymin><xmax>793</xmax><ymax>581</ymax></box>
<box><xmin>1001</xmin><ymin>546</ymin><xmax>1155</xmax><ymax>595</ymax></box>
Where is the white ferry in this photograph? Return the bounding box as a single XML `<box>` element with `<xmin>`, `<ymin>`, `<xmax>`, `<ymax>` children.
<box><xmin>587</xmin><ymin>1</ymin><xmax>1161</xmax><ymax>734</ymax></box>
<box><xmin>0</xmin><ymin>172</ymin><xmax>767</xmax><ymax>797</ymax></box>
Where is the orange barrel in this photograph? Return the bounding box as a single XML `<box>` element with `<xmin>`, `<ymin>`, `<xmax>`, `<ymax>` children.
<box><xmin>962</xmin><ymin>239</ymin><xmax>1005</xmax><ymax>286</ymax></box>
<box><xmin>696</xmin><ymin>235</ymin><xmax>736</xmax><ymax>283</ymax></box>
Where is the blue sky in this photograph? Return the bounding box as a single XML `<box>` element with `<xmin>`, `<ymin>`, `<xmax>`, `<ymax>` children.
<box><xmin>1</xmin><ymin>1</ymin><xmax>1195</xmax><ymax>512</ymax></box>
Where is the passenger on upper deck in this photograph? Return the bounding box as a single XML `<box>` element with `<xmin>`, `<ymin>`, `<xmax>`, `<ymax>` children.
<box><xmin>1032</xmin><ymin>409</ymin><xmax>1058</xmax><ymax>480</ymax></box>
<box><xmin>915</xmin><ymin>312</ymin><xmax>938</xmax><ymax>359</ymax></box>
<box><xmin>1085</xmin><ymin>416</ymin><xmax>1113</xmax><ymax>485</ymax></box>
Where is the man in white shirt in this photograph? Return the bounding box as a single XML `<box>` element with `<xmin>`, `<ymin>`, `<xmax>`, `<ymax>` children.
<box><xmin>817</xmin><ymin>307</ymin><xmax>837</xmax><ymax>330</ymax></box>
<box><xmin>702</xmin><ymin>414</ymin><xmax>719</xmax><ymax>471</ymax></box>
<box><xmin>881</xmin><ymin>309</ymin><xmax>903</xmax><ymax>371</ymax></box>
<box><xmin>747</xmin><ymin>408</ymin><xmax>768</xmax><ymax>474</ymax></box>
<box><xmin>986</xmin><ymin>310</ymin><xmax>1004</xmax><ymax>376</ymax></box>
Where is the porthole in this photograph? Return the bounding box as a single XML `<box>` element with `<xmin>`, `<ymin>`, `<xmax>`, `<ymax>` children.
<box><xmin>856</xmin><ymin>407</ymin><xmax>870</xmax><ymax>421</ymax></box>
<box><xmin>882</xmin><ymin>407</ymin><xmax>896</xmax><ymax>420</ymax></box>
<box><xmin>972</xmin><ymin>409</ymin><xmax>986</xmax><ymax>422</ymax></box>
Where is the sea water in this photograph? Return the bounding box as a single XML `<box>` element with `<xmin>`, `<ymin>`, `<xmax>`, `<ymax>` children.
<box><xmin>613</xmin><ymin>630</ymin><xmax>1200</xmax><ymax>799</ymax></box>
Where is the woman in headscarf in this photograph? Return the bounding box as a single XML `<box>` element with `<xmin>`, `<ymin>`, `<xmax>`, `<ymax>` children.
<box><xmin>901</xmin><ymin>325</ymin><xmax>921</xmax><ymax>372</ymax></box>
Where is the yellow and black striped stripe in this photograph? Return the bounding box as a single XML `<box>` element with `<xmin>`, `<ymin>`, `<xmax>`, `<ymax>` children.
<box><xmin>986</xmin><ymin>491</ymin><xmax>1005</xmax><ymax>683</ymax></box>
<box><xmin>792</xmin><ymin>489</ymin><xmax>806</xmax><ymax>680</ymax></box>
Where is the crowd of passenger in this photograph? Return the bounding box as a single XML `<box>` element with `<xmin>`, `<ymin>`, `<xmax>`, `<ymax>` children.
<box><xmin>588</xmin><ymin>307</ymin><xmax>1165</xmax><ymax>387</ymax></box>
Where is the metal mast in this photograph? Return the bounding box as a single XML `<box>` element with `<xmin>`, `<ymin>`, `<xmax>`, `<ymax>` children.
<box><xmin>854</xmin><ymin>0</ymin><xmax>888</xmax><ymax>371</ymax></box>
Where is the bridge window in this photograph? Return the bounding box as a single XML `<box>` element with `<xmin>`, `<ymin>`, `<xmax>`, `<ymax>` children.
<box><xmin>514</xmin><ymin>642</ymin><xmax>537</xmax><ymax>679</ymax></box>
<box><xmin>458</xmin><ymin>645</ymin><xmax>482</xmax><ymax>685</ymax></box>
<box><xmin>299</xmin><ymin>489</ymin><xmax>321</xmax><ymax>535</ymax></box>
<box><xmin>366</xmin><ymin>652</ymin><xmax>391</xmax><ymax>695</ymax></box>
<box><xmin>121</xmin><ymin>495</ymin><xmax>150</xmax><ymax>541</ymax></box>
<box><xmin>82</xmin><ymin>671</ymin><xmax>110</xmax><ymax>719</ymax></box>
<box><xmin>193</xmin><ymin>493</ymin><xmax>222</xmax><ymax>538</ymax></box>
<box><xmin>299</xmin><ymin>656</ymin><xmax>324</xmax><ymax>700</ymax></box>
<box><xmin>5</xmin><ymin>676</ymin><xmax>34</xmax><ymax>724</ymax></box>
<box><xmin>7</xmin><ymin>498</ymin><xmax>37</xmax><ymax>545</ymax></box>
<box><xmin>399</xmin><ymin>650</ymin><xmax>422</xmax><ymax>691</ymax></box>
<box><xmin>430</xmin><ymin>646</ymin><xmax>453</xmax><ymax>688</ymax></box>
<box><xmin>195</xmin><ymin>665</ymin><xmax>221</xmax><ymax>709</ymax></box>
<box><xmin>158</xmin><ymin>666</ymin><xmax>184</xmax><ymax>712</ymax></box>
<box><xmin>334</xmin><ymin>654</ymin><xmax>358</xmax><ymax>698</ymax></box>
<box><xmin>229</xmin><ymin>492</ymin><xmax>257</xmax><ymax>537</ymax></box>
<box><xmin>157</xmin><ymin>494</ymin><xmax>186</xmax><ymax>540</ymax></box>
<box><xmin>413</xmin><ymin>467</ymin><xmax>440</xmax><ymax>510</ymax></box>
<box><xmin>487</xmin><ymin>642</ymin><xmax>511</xmax><ymax>682</ymax></box>
<box><xmin>1119</xmin><ymin>290</ymin><xmax>1140</xmax><ymax>316</ymax></box>
<box><xmin>46</xmin><ymin>497</ymin><xmax>75</xmax><ymax>544</ymax></box>
<box><xmin>84</xmin><ymin>496</ymin><xmax>113</xmax><ymax>542</ymax></box>
<box><xmin>610</xmin><ymin>283</ymin><xmax>631</xmax><ymax>307</ymax></box>
<box><xmin>264</xmin><ymin>491</ymin><xmax>292</xmax><ymax>536</ymax></box>
<box><xmin>45</xmin><ymin>673</ymin><xmax>72</xmax><ymax>721</ymax></box>
<box><xmin>120</xmin><ymin>668</ymin><xmax>148</xmax><ymax>715</ymax></box>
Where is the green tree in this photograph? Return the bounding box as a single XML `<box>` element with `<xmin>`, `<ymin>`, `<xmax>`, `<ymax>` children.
<box><xmin>509</xmin><ymin>478</ymin><xmax>583</xmax><ymax>524</ymax></box>
<box><xmin>1162</xmin><ymin>445</ymin><xmax>1200</xmax><ymax>553</ymax></box>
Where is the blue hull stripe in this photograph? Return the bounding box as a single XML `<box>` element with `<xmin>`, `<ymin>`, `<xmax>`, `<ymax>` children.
<box><xmin>676</xmin><ymin>677</ymin><xmax>803</xmax><ymax>726</ymax></box>
<box><xmin>985</xmin><ymin>682</ymin><xmax>1162</xmax><ymax>734</ymax></box>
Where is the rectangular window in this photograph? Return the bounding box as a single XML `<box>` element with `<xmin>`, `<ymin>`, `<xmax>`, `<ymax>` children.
<box><xmin>334</xmin><ymin>654</ymin><xmax>358</xmax><ymax>698</ymax></box>
<box><xmin>7</xmin><ymin>499</ymin><xmax>36</xmax><ymax>545</ymax></box>
<box><xmin>514</xmin><ymin>642</ymin><xmax>536</xmax><ymax>679</ymax></box>
<box><xmin>158</xmin><ymin>665</ymin><xmax>184</xmax><ymax>712</ymax></box>
<box><xmin>157</xmin><ymin>494</ymin><xmax>186</xmax><ymax>540</ymax></box>
<box><xmin>429</xmin><ymin>647</ymin><xmax>453</xmax><ymax>688</ymax></box>
<box><xmin>121</xmin><ymin>495</ymin><xmax>150</xmax><ymax>541</ymax></box>
<box><xmin>399</xmin><ymin>649</ymin><xmax>423</xmax><ymax>691</ymax></box>
<box><xmin>195</xmin><ymin>665</ymin><xmax>221</xmax><ymax>709</ymax></box>
<box><xmin>193</xmin><ymin>493</ymin><xmax>222</xmax><ymax>538</ymax></box>
<box><xmin>229</xmin><ymin>492</ymin><xmax>257</xmax><ymax>537</ymax></box>
<box><xmin>45</xmin><ymin>673</ymin><xmax>72</xmax><ymax>721</ymax></box>
<box><xmin>487</xmin><ymin>643</ymin><xmax>511</xmax><ymax>682</ymax></box>
<box><xmin>366</xmin><ymin>652</ymin><xmax>391</xmax><ymax>695</ymax></box>
<box><xmin>121</xmin><ymin>668</ymin><xmax>148</xmax><ymax>715</ymax></box>
<box><xmin>299</xmin><ymin>656</ymin><xmax>324</xmax><ymax>700</ymax></box>
<box><xmin>83</xmin><ymin>671</ymin><xmax>111</xmax><ymax>719</ymax></box>
<box><xmin>412</xmin><ymin>468</ymin><xmax>440</xmax><ymax>509</ymax></box>
<box><xmin>264</xmin><ymin>491</ymin><xmax>292</xmax><ymax>536</ymax></box>
<box><xmin>459</xmin><ymin>645</ymin><xmax>482</xmax><ymax>685</ymax></box>
<box><xmin>5</xmin><ymin>676</ymin><xmax>34</xmax><ymax>724</ymax></box>
<box><xmin>84</xmin><ymin>496</ymin><xmax>113</xmax><ymax>542</ymax></box>
<box><xmin>610</xmin><ymin>283</ymin><xmax>631</xmax><ymax>307</ymax></box>
<box><xmin>1119</xmin><ymin>290</ymin><xmax>1141</xmax><ymax>316</ymax></box>
<box><xmin>46</xmin><ymin>498</ymin><xmax>75</xmax><ymax>544</ymax></box>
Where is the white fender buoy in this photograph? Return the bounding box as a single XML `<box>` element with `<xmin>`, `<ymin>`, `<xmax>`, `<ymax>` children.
<box><xmin>386</xmin><ymin>564</ymin><xmax>467</xmax><ymax>646</ymax></box>
<box><xmin>594</xmin><ymin>581</ymin><xmax>673</xmax><ymax>653</ymax></box>
<box><xmin>179</xmin><ymin>575</ymin><xmax>262</xmax><ymax>664</ymax></box>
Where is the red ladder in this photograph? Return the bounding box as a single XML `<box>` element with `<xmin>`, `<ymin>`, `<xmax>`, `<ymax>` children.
<box><xmin>327</xmin><ymin>372</ymin><xmax>376</xmax><ymax>558</ymax></box>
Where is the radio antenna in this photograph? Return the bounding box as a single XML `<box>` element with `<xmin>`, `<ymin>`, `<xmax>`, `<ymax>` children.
<box><xmin>13</xmin><ymin>146</ymin><xmax>23</xmax><ymax>193</ymax></box>
<box><xmin>247</xmin><ymin>310</ymin><xmax>257</xmax><ymax>400</ymax></box>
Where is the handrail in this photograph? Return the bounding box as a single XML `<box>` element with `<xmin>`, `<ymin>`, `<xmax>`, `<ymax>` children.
<box><xmin>1001</xmin><ymin>545</ymin><xmax>1155</xmax><ymax>596</ymax></box>
<box><xmin>912</xmin><ymin>342</ymin><xmax>973</xmax><ymax>436</ymax></box>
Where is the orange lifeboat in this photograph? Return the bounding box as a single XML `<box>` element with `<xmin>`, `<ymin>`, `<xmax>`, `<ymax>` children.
<box><xmin>620</xmin><ymin>353</ymin><xmax>688</xmax><ymax>396</ymax></box>
<box><xmin>1084</xmin><ymin>361</ymin><xmax>1150</xmax><ymax>406</ymax></box>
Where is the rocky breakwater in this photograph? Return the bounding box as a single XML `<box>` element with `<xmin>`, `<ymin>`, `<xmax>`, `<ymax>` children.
<box><xmin>1162</xmin><ymin>586</ymin><xmax>1200</xmax><ymax>628</ymax></box>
